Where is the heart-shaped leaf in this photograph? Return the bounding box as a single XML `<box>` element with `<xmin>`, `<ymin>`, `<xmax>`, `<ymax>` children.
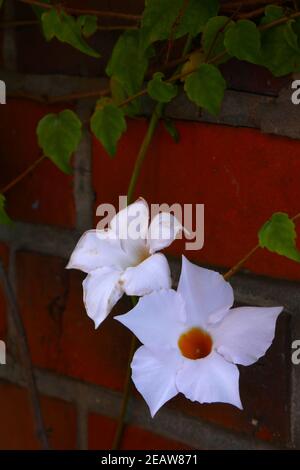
<box><xmin>258</xmin><ymin>212</ymin><xmax>300</xmax><ymax>262</ymax></box>
<box><xmin>37</xmin><ymin>110</ymin><xmax>82</xmax><ymax>174</ymax></box>
<box><xmin>91</xmin><ymin>102</ymin><xmax>127</xmax><ymax>157</ymax></box>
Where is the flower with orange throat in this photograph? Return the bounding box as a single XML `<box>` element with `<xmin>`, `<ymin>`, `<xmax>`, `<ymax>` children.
<box><xmin>115</xmin><ymin>256</ymin><xmax>283</xmax><ymax>416</ymax></box>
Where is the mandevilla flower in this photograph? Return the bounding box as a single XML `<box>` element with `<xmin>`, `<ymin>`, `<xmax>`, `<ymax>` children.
<box><xmin>66</xmin><ymin>199</ymin><xmax>183</xmax><ymax>328</ymax></box>
<box><xmin>115</xmin><ymin>256</ymin><xmax>283</xmax><ymax>417</ymax></box>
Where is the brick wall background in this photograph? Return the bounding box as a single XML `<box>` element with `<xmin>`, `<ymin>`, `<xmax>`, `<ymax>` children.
<box><xmin>0</xmin><ymin>0</ymin><xmax>300</xmax><ymax>450</ymax></box>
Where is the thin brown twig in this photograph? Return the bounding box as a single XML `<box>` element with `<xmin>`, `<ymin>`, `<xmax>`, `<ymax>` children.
<box><xmin>97</xmin><ymin>25</ymin><xmax>137</xmax><ymax>31</ymax></box>
<box><xmin>7</xmin><ymin>87</ymin><xmax>110</xmax><ymax>105</ymax></box>
<box><xmin>7</xmin><ymin>91</ymin><xmax>48</xmax><ymax>104</ymax></box>
<box><xmin>223</xmin><ymin>209</ymin><xmax>300</xmax><ymax>281</ymax></box>
<box><xmin>0</xmin><ymin>260</ymin><xmax>50</xmax><ymax>450</ymax></box>
<box><xmin>221</xmin><ymin>0</ymin><xmax>286</xmax><ymax>9</ymax></box>
<box><xmin>47</xmin><ymin>88</ymin><xmax>110</xmax><ymax>104</ymax></box>
<box><xmin>260</xmin><ymin>9</ymin><xmax>300</xmax><ymax>30</ymax></box>
<box><xmin>0</xmin><ymin>20</ymin><xmax>137</xmax><ymax>31</ymax></box>
<box><xmin>292</xmin><ymin>212</ymin><xmax>300</xmax><ymax>221</ymax></box>
<box><xmin>204</xmin><ymin>5</ymin><xmax>242</xmax><ymax>62</ymax></box>
<box><xmin>18</xmin><ymin>0</ymin><xmax>141</xmax><ymax>21</ymax></box>
<box><xmin>0</xmin><ymin>20</ymin><xmax>39</xmax><ymax>28</ymax></box>
<box><xmin>239</xmin><ymin>5</ymin><xmax>276</xmax><ymax>19</ymax></box>
<box><xmin>0</xmin><ymin>155</ymin><xmax>46</xmax><ymax>194</ymax></box>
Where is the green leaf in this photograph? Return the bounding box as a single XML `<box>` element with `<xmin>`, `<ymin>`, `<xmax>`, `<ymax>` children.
<box><xmin>147</xmin><ymin>72</ymin><xmax>178</xmax><ymax>103</ymax></box>
<box><xmin>163</xmin><ymin>119</ymin><xmax>180</xmax><ymax>143</ymax></box>
<box><xmin>202</xmin><ymin>16</ymin><xmax>234</xmax><ymax>64</ymax></box>
<box><xmin>260</xmin><ymin>5</ymin><xmax>285</xmax><ymax>25</ymax></box>
<box><xmin>284</xmin><ymin>21</ymin><xmax>299</xmax><ymax>51</ymax></box>
<box><xmin>260</xmin><ymin>23</ymin><xmax>300</xmax><ymax>76</ymax></box>
<box><xmin>141</xmin><ymin>0</ymin><xmax>219</xmax><ymax>48</ymax></box>
<box><xmin>77</xmin><ymin>15</ymin><xmax>98</xmax><ymax>37</ymax></box>
<box><xmin>258</xmin><ymin>212</ymin><xmax>300</xmax><ymax>262</ymax></box>
<box><xmin>176</xmin><ymin>0</ymin><xmax>219</xmax><ymax>38</ymax></box>
<box><xmin>106</xmin><ymin>30</ymin><xmax>152</xmax><ymax>115</ymax></box>
<box><xmin>91</xmin><ymin>102</ymin><xmax>126</xmax><ymax>157</ymax></box>
<box><xmin>0</xmin><ymin>195</ymin><xmax>12</xmax><ymax>225</ymax></box>
<box><xmin>37</xmin><ymin>110</ymin><xmax>82</xmax><ymax>174</ymax></box>
<box><xmin>41</xmin><ymin>8</ymin><xmax>100</xmax><ymax>57</ymax></box>
<box><xmin>224</xmin><ymin>20</ymin><xmax>261</xmax><ymax>63</ymax></box>
<box><xmin>31</xmin><ymin>0</ymin><xmax>50</xmax><ymax>19</ymax></box>
<box><xmin>258</xmin><ymin>5</ymin><xmax>300</xmax><ymax>76</ymax></box>
<box><xmin>141</xmin><ymin>0</ymin><xmax>183</xmax><ymax>47</ymax></box>
<box><xmin>0</xmin><ymin>1</ymin><xmax>4</xmax><ymax>9</ymax></box>
<box><xmin>184</xmin><ymin>63</ymin><xmax>226</xmax><ymax>116</ymax></box>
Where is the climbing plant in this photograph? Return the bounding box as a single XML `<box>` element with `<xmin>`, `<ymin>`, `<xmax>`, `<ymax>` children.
<box><xmin>1</xmin><ymin>0</ymin><xmax>300</xmax><ymax>449</ymax></box>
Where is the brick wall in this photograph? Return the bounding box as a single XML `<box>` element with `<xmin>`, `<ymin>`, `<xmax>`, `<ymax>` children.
<box><xmin>0</xmin><ymin>0</ymin><xmax>300</xmax><ymax>450</ymax></box>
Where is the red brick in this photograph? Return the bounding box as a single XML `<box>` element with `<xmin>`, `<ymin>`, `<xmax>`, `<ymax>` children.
<box><xmin>93</xmin><ymin>119</ymin><xmax>300</xmax><ymax>281</ymax></box>
<box><xmin>14</xmin><ymin>247</ymin><xmax>291</xmax><ymax>446</ymax></box>
<box><xmin>0</xmin><ymin>99</ymin><xmax>75</xmax><ymax>227</ymax></box>
<box><xmin>88</xmin><ymin>413</ymin><xmax>192</xmax><ymax>450</ymax></box>
<box><xmin>15</xmin><ymin>251</ymin><xmax>289</xmax><ymax>445</ymax></box>
<box><xmin>16</xmin><ymin>251</ymin><xmax>132</xmax><ymax>391</ymax></box>
<box><xmin>0</xmin><ymin>382</ymin><xmax>77</xmax><ymax>449</ymax></box>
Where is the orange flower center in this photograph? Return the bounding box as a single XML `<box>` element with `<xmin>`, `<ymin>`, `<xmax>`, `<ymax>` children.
<box><xmin>178</xmin><ymin>327</ymin><xmax>213</xmax><ymax>360</ymax></box>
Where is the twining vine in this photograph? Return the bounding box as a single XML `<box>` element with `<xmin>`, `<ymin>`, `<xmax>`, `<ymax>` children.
<box><xmin>1</xmin><ymin>0</ymin><xmax>300</xmax><ymax>449</ymax></box>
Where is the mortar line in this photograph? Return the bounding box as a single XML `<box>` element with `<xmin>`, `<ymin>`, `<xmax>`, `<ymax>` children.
<box><xmin>2</xmin><ymin>0</ymin><xmax>17</xmax><ymax>71</ymax></box>
<box><xmin>0</xmin><ymin>358</ymin><xmax>280</xmax><ymax>450</ymax></box>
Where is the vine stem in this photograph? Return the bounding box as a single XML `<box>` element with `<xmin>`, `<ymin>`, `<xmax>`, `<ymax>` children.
<box><xmin>111</xmin><ymin>104</ymin><xmax>163</xmax><ymax>451</ymax></box>
<box><xmin>223</xmin><ymin>244</ymin><xmax>260</xmax><ymax>281</ymax></box>
<box><xmin>111</xmin><ymin>299</ymin><xmax>137</xmax><ymax>450</ymax></box>
<box><xmin>18</xmin><ymin>0</ymin><xmax>141</xmax><ymax>21</ymax></box>
<box><xmin>126</xmin><ymin>103</ymin><xmax>164</xmax><ymax>204</ymax></box>
<box><xmin>0</xmin><ymin>260</ymin><xmax>50</xmax><ymax>449</ymax></box>
<box><xmin>0</xmin><ymin>155</ymin><xmax>46</xmax><ymax>195</ymax></box>
<box><xmin>116</xmin><ymin>9</ymin><xmax>300</xmax><ymax>111</ymax></box>
<box><xmin>112</xmin><ymin>31</ymin><xmax>194</xmax><ymax>450</ymax></box>
<box><xmin>7</xmin><ymin>6</ymin><xmax>298</xmax><ymax>107</ymax></box>
<box><xmin>223</xmin><ymin>211</ymin><xmax>300</xmax><ymax>281</ymax></box>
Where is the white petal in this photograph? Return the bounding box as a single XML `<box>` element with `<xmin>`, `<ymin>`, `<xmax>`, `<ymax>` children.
<box><xmin>178</xmin><ymin>256</ymin><xmax>234</xmax><ymax>328</ymax></box>
<box><xmin>110</xmin><ymin>198</ymin><xmax>149</xmax><ymax>241</ymax></box>
<box><xmin>115</xmin><ymin>290</ymin><xmax>186</xmax><ymax>350</ymax></box>
<box><xmin>176</xmin><ymin>351</ymin><xmax>242</xmax><ymax>409</ymax></box>
<box><xmin>147</xmin><ymin>212</ymin><xmax>184</xmax><ymax>254</ymax></box>
<box><xmin>131</xmin><ymin>346</ymin><xmax>182</xmax><ymax>417</ymax></box>
<box><xmin>211</xmin><ymin>306</ymin><xmax>283</xmax><ymax>366</ymax></box>
<box><xmin>66</xmin><ymin>229</ymin><xmax>130</xmax><ymax>273</ymax></box>
<box><xmin>121</xmin><ymin>253</ymin><xmax>171</xmax><ymax>296</ymax></box>
<box><xmin>83</xmin><ymin>267</ymin><xmax>123</xmax><ymax>328</ymax></box>
<box><xmin>118</xmin><ymin>237</ymin><xmax>149</xmax><ymax>268</ymax></box>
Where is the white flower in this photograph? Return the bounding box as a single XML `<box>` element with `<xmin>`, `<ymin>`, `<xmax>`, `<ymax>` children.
<box><xmin>66</xmin><ymin>198</ymin><xmax>183</xmax><ymax>328</ymax></box>
<box><xmin>115</xmin><ymin>256</ymin><xmax>283</xmax><ymax>417</ymax></box>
